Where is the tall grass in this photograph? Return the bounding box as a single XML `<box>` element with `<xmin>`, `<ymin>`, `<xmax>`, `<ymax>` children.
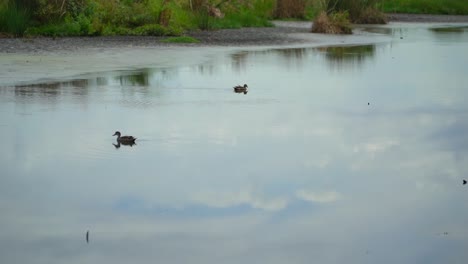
<box><xmin>381</xmin><ymin>0</ymin><xmax>468</xmax><ymax>15</ymax></box>
<box><xmin>275</xmin><ymin>0</ymin><xmax>307</xmax><ymax>19</ymax></box>
<box><xmin>326</xmin><ymin>0</ymin><xmax>386</xmax><ymax>23</ymax></box>
<box><xmin>0</xmin><ymin>2</ymin><xmax>31</xmax><ymax>36</ymax></box>
<box><xmin>195</xmin><ymin>0</ymin><xmax>274</xmax><ymax>30</ymax></box>
<box><xmin>5</xmin><ymin>0</ymin><xmax>468</xmax><ymax>37</ymax></box>
<box><xmin>311</xmin><ymin>11</ymin><xmax>352</xmax><ymax>34</ymax></box>
<box><xmin>311</xmin><ymin>0</ymin><xmax>385</xmax><ymax>35</ymax></box>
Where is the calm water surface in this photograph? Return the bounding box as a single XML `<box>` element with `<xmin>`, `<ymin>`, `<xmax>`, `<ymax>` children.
<box><xmin>1</xmin><ymin>24</ymin><xmax>468</xmax><ymax>264</ymax></box>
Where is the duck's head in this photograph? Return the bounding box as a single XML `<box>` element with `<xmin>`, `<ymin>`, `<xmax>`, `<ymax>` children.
<box><xmin>243</xmin><ymin>84</ymin><xmax>248</xmax><ymax>88</ymax></box>
<box><xmin>113</xmin><ymin>131</ymin><xmax>121</xmax><ymax>137</ymax></box>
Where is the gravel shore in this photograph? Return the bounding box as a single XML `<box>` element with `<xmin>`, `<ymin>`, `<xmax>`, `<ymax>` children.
<box><xmin>0</xmin><ymin>14</ymin><xmax>467</xmax><ymax>53</ymax></box>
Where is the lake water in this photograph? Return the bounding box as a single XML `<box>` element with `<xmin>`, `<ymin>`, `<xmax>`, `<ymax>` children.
<box><xmin>1</xmin><ymin>23</ymin><xmax>468</xmax><ymax>264</ymax></box>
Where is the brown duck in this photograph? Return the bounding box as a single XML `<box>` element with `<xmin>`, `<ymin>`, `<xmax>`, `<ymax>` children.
<box><xmin>113</xmin><ymin>131</ymin><xmax>137</xmax><ymax>143</ymax></box>
<box><xmin>233</xmin><ymin>84</ymin><xmax>248</xmax><ymax>94</ymax></box>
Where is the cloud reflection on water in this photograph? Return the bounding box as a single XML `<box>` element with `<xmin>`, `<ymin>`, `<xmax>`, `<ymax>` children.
<box><xmin>1</xmin><ymin>24</ymin><xmax>468</xmax><ymax>264</ymax></box>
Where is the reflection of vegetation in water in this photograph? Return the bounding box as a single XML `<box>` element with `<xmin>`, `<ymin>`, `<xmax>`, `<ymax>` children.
<box><xmin>96</xmin><ymin>77</ymin><xmax>108</xmax><ymax>86</ymax></box>
<box><xmin>231</xmin><ymin>51</ymin><xmax>249</xmax><ymax>72</ymax></box>
<box><xmin>196</xmin><ymin>63</ymin><xmax>216</xmax><ymax>75</ymax></box>
<box><xmin>429</xmin><ymin>26</ymin><xmax>468</xmax><ymax>42</ymax></box>
<box><xmin>317</xmin><ymin>45</ymin><xmax>376</xmax><ymax>69</ymax></box>
<box><xmin>276</xmin><ymin>48</ymin><xmax>306</xmax><ymax>60</ymax></box>
<box><xmin>9</xmin><ymin>68</ymin><xmax>173</xmax><ymax>104</ymax></box>
<box><xmin>14</xmin><ymin>79</ymin><xmax>89</xmax><ymax>96</ymax></box>
<box><xmin>117</xmin><ymin>71</ymin><xmax>149</xmax><ymax>86</ymax></box>
<box><xmin>274</xmin><ymin>48</ymin><xmax>307</xmax><ymax>68</ymax></box>
<box><xmin>228</xmin><ymin>48</ymin><xmax>308</xmax><ymax>72</ymax></box>
<box><xmin>15</xmin><ymin>82</ymin><xmax>61</xmax><ymax>98</ymax></box>
<box><xmin>12</xmin><ymin>79</ymin><xmax>90</xmax><ymax>104</ymax></box>
<box><xmin>430</xmin><ymin>26</ymin><xmax>468</xmax><ymax>33</ymax></box>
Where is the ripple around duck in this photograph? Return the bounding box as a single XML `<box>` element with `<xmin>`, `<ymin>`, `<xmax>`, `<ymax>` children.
<box><xmin>61</xmin><ymin>132</ymin><xmax>139</xmax><ymax>163</ymax></box>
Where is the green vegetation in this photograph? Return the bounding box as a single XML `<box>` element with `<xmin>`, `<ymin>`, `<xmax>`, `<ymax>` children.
<box><xmin>429</xmin><ymin>26</ymin><xmax>468</xmax><ymax>33</ymax></box>
<box><xmin>1</xmin><ymin>0</ymin><xmax>468</xmax><ymax>37</ymax></box>
<box><xmin>381</xmin><ymin>0</ymin><xmax>468</xmax><ymax>15</ymax></box>
<box><xmin>311</xmin><ymin>11</ymin><xmax>352</xmax><ymax>34</ymax></box>
<box><xmin>162</xmin><ymin>35</ymin><xmax>200</xmax><ymax>43</ymax></box>
<box><xmin>0</xmin><ymin>2</ymin><xmax>30</xmax><ymax>36</ymax></box>
<box><xmin>274</xmin><ymin>0</ymin><xmax>307</xmax><ymax>19</ymax></box>
<box><xmin>0</xmin><ymin>0</ymin><xmax>275</xmax><ymax>37</ymax></box>
<box><xmin>311</xmin><ymin>0</ymin><xmax>386</xmax><ymax>34</ymax></box>
<box><xmin>328</xmin><ymin>0</ymin><xmax>387</xmax><ymax>24</ymax></box>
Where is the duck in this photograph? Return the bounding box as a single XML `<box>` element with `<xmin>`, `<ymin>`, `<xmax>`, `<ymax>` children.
<box><xmin>113</xmin><ymin>131</ymin><xmax>137</xmax><ymax>143</ymax></box>
<box><xmin>233</xmin><ymin>84</ymin><xmax>248</xmax><ymax>94</ymax></box>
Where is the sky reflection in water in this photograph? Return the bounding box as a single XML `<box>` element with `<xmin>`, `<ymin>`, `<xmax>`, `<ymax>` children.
<box><xmin>1</xmin><ymin>24</ymin><xmax>468</xmax><ymax>264</ymax></box>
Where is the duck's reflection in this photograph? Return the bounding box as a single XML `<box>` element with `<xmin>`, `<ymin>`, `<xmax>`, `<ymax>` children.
<box><xmin>113</xmin><ymin>141</ymin><xmax>137</xmax><ymax>149</ymax></box>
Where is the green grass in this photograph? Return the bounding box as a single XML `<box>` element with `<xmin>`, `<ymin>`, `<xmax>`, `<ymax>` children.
<box><xmin>0</xmin><ymin>3</ymin><xmax>31</xmax><ymax>36</ymax></box>
<box><xmin>312</xmin><ymin>11</ymin><xmax>352</xmax><ymax>34</ymax></box>
<box><xmin>193</xmin><ymin>0</ymin><xmax>274</xmax><ymax>30</ymax></box>
<box><xmin>4</xmin><ymin>0</ymin><xmax>468</xmax><ymax>37</ymax></box>
<box><xmin>381</xmin><ymin>0</ymin><xmax>468</xmax><ymax>15</ymax></box>
<box><xmin>3</xmin><ymin>0</ymin><xmax>276</xmax><ymax>37</ymax></box>
<box><xmin>162</xmin><ymin>36</ymin><xmax>200</xmax><ymax>43</ymax></box>
<box><xmin>210</xmin><ymin>12</ymin><xmax>273</xmax><ymax>29</ymax></box>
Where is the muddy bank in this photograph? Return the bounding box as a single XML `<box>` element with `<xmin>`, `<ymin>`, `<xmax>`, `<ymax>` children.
<box><xmin>0</xmin><ymin>26</ymin><xmax>308</xmax><ymax>54</ymax></box>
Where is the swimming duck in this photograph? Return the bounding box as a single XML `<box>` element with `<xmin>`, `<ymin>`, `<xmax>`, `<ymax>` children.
<box><xmin>233</xmin><ymin>84</ymin><xmax>248</xmax><ymax>94</ymax></box>
<box><xmin>113</xmin><ymin>131</ymin><xmax>137</xmax><ymax>143</ymax></box>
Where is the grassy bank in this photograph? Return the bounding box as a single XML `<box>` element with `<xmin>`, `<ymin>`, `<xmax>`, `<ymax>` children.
<box><xmin>2</xmin><ymin>0</ymin><xmax>468</xmax><ymax>37</ymax></box>
<box><xmin>381</xmin><ymin>0</ymin><xmax>468</xmax><ymax>15</ymax></box>
<box><xmin>0</xmin><ymin>0</ymin><xmax>275</xmax><ymax>37</ymax></box>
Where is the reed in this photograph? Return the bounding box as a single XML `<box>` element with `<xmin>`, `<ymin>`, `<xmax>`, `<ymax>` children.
<box><xmin>0</xmin><ymin>2</ymin><xmax>31</xmax><ymax>36</ymax></box>
<box><xmin>275</xmin><ymin>0</ymin><xmax>307</xmax><ymax>19</ymax></box>
<box><xmin>326</xmin><ymin>0</ymin><xmax>386</xmax><ymax>24</ymax></box>
<box><xmin>311</xmin><ymin>11</ymin><xmax>352</xmax><ymax>34</ymax></box>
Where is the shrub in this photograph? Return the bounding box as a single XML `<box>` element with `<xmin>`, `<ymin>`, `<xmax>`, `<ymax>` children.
<box><xmin>324</xmin><ymin>0</ymin><xmax>386</xmax><ymax>24</ymax></box>
<box><xmin>355</xmin><ymin>7</ymin><xmax>387</xmax><ymax>24</ymax></box>
<box><xmin>311</xmin><ymin>11</ymin><xmax>352</xmax><ymax>34</ymax></box>
<box><xmin>275</xmin><ymin>0</ymin><xmax>306</xmax><ymax>19</ymax></box>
